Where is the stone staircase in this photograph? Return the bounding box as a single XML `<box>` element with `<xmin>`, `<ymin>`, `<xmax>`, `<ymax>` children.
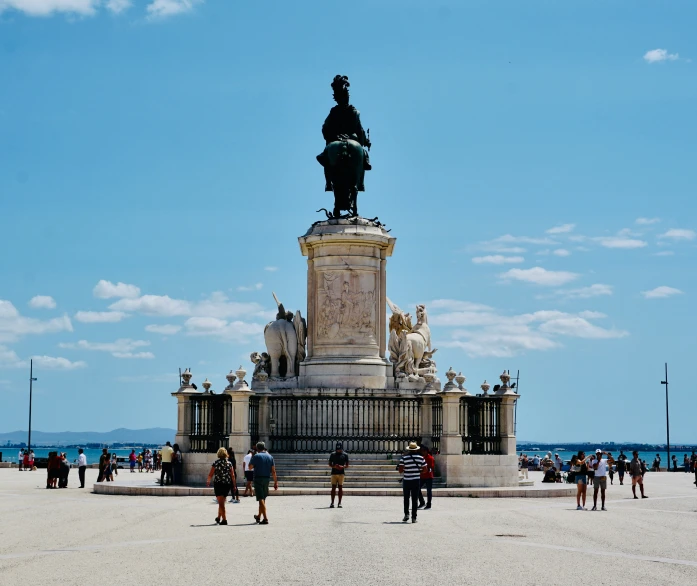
<box><xmin>271</xmin><ymin>453</ymin><xmax>447</xmax><ymax>489</ymax></box>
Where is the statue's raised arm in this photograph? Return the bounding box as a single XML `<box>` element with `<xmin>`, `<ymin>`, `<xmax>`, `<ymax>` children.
<box><xmin>316</xmin><ymin>75</ymin><xmax>372</xmax><ymax>219</ymax></box>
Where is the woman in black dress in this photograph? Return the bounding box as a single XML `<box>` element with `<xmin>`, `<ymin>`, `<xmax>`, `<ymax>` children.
<box><xmin>206</xmin><ymin>448</ymin><xmax>235</xmax><ymax>525</ymax></box>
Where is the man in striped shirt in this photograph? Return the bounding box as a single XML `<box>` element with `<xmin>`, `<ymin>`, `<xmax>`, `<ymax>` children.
<box><xmin>399</xmin><ymin>442</ymin><xmax>426</xmax><ymax>523</ymax></box>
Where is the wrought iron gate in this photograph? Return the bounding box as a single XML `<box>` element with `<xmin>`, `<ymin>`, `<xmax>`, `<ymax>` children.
<box><xmin>459</xmin><ymin>396</ymin><xmax>502</xmax><ymax>455</ymax></box>
<box><xmin>189</xmin><ymin>394</ymin><xmax>231</xmax><ymax>453</ymax></box>
<box><xmin>269</xmin><ymin>396</ymin><xmax>422</xmax><ymax>454</ymax></box>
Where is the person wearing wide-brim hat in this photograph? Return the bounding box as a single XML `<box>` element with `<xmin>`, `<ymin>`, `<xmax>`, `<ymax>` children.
<box><xmin>398</xmin><ymin>442</ymin><xmax>426</xmax><ymax>523</ymax></box>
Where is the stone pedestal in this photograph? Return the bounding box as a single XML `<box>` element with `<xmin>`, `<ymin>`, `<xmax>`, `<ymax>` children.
<box><xmin>298</xmin><ymin>219</ymin><xmax>396</xmax><ymax>388</ymax></box>
<box><xmin>171</xmin><ymin>384</ymin><xmax>200</xmax><ymax>453</ymax></box>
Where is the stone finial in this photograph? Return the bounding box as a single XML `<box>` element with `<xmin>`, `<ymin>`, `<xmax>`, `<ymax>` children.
<box><xmin>181</xmin><ymin>368</ymin><xmax>193</xmax><ymax>386</ymax></box>
<box><xmin>235</xmin><ymin>365</ymin><xmax>247</xmax><ymax>382</ymax></box>
<box><xmin>499</xmin><ymin>370</ymin><xmax>511</xmax><ymax>389</ymax></box>
<box><xmin>422</xmin><ymin>370</ymin><xmax>436</xmax><ymax>394</ymax></box>
<box><xmin>442</xmin><ymin>366</ymin><xmax>457</xmax><ymax>391</ymax></box>
<box><xmin>481</xmin><ymin>380</ymin><xmax>490</xmax><ymax>396</ymax></box>
<box><xmin>225</xmin><ymin>370</ymin><xmax>237</xmax><ymax>390</ymax></box>
<box><xmin>202</xmin><ymin>378</ymin><xmax>212</xmax><ymax>393</ymax></box>
<box><xmin>455</xmin><ymin>372</ymin><xmax>466</xmax><ymax>391</ymax></box>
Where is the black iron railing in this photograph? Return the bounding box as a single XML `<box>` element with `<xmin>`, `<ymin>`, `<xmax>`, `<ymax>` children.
<box><xmin>431</xmin><ymin>397</ymin><xmax>442</xmax><ymax>454</ymax></box>
<box><xmin>248</xmin><ymin>396</ymin><xmax>260</xmax><ymax>446</ymax></box>
<box><xmin>459</xmin><ymin>396</ymin><xmax>502</xmax><ymax>455</ymax></box>
<box><xmin>269</xmin><ymin>396</ymin><xmax>422</xmax><ymax>454</ymax></box>
<box><xmin>189</xmin><ymin>394</ymin><xmax>232</xmax><ymax>453</ymax></box>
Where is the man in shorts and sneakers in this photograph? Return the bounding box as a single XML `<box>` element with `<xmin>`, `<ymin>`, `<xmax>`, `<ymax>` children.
<box><xmin>248</xmin><ymin>442</ymin><xmax>278</xmax><ymax>525</ymax></box>
<box><xmin>242</xmin><ymin>449</ymin><xmax>255</xmax><ymax>497</ymax></box>
<box><xmin>616</xmin><ymin>451</ymin><xmax>627</xmax><ymax>485</ymax></box>
<box><xmin>328</xmin><ymin>442</ymin><xmax>349</xmax><ymax>508</ymax></box>
<box><xmin>630</xmin><ymin>451</ymin><xmax>648</xmax><ymax>499</ymax></box>
<box><xmin>591</xmin><ymin>449</ymin><xmax>608</xmax><ymax>511</ymax></box>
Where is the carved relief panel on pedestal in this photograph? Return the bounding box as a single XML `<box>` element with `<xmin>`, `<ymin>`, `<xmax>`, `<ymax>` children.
<box><xmin>315</xmin><ymin>270</ymin><xmax>377</xmax><ymax>345</ymax></box>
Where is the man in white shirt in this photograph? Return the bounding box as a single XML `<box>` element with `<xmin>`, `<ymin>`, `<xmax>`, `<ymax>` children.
<box><xmin>554</xmin><ymin>454</ymin><xmax>563</xmax><ymax>472</ymax></box>
<box><xmin>242</xmin><ymin>449</ymin><xmax>255</xmax><ymax>497</ymax></box>
<box><xmin>592</xmin><ymin>449</ymin><xmax>608</xmax><ymax>511</ymax></box>
<box><xmin>18</xmin><ymin>450</ymin><xmax>24</xmax><ymax>471</ymax></box>
<box><xmin>77</xmin><ymin>448</ymin><xmax>87</xmax><ymax>488</ymax></box>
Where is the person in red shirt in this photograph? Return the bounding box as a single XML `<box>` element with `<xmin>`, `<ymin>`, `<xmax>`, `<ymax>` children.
<box><xmin>418</xmin><ymin>446</ymin><xmax>436</xmax><ymax>510</ymax></box>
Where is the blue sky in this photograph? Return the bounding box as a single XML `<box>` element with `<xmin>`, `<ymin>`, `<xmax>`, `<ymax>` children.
<box><xmin>1</xmin><ymin>0</ymin><xmax>695</xmax><ymax>443</ymax></box>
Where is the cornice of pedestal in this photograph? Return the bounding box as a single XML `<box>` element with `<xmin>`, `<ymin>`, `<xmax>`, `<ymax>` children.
<box><xmin>298</xmin><ymin>219</ymin><xmax>395</xmax><ymax>257</ymax></box>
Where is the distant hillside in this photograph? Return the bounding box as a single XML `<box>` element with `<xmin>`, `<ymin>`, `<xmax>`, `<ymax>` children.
<box><xmin>0</xmin><ymin>427</ymin><xmax>176</xmax><ymax>445</ymax></box>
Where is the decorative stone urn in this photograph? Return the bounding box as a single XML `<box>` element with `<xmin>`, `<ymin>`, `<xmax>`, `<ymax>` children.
<box><xmin>443</xmin><ymin>366</ymin><xmax>457</xmax><ymax>391</ymax></box>
<box><xmin>499</xmin><ymin>370</ymin><xmax>511</xmax><ymax>390</ymax></box>
<box><xmin>202</xmin><ymin>378</ymin><xmax>212</xmax><ymax>393</ymax></box>
<box><xmin>181</xmin><ymin>368</ymin><xmax>193</xmax><ymax>387</ymax></box>
<box><xmin>480</xmin><ymin>380</ymin><xmax>490</xmax><ymax>396</ymax></box>
<box><xmin>225</xmin><ymin>370</ymin><xmax>237</xmax><ymax>390</ymax></box>
<box><xmin>455</xmin><ymin>372</ymin><xmax>467</xmax><ymax>393</ymax></box>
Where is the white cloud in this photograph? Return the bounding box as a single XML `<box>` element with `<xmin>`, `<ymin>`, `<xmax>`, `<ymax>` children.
<box><xmin>31</xmin><ymin>355</ymin><xmax>87</xmax><ymax>369</ymax></box>
<box><xmin>642</xmin><ymin>286</ymin><xmax>683</xmax><ymax>299</ymax></box>
<box><xmin>659</xmin><ymin>229</ymin><xmax>696</xmax><ymax>241</ymax></box>
<box><xmin>112</xmin><ymin>351</ymin><xmax>155</xmax><ymax>359</ymax></box>
<box><xmin>105</xmin><ymin>0</ymin><xmax>130</xmax><ymax>13</ymax></box>
<box><xmin>145</xmin><ymin>324</ymin><xmax>182</xmax><ymax>335</ymax></box>
<box><xmin>109</xmin><ymin>291</ymin><xmax>270</xmax><ymax>320</ymax></box>
<box><xmin>93</xmin><ymin>280</ymin><xmax>141</xmax><ymax>299</ymax></box>
<box><xmin>237</xmin><ymin>282</ymin><xmax>263</xmax><ymax>292</ymax></box>
<box><xmin>489</xmin><ymin>234</ymin><xmax>556</xmax><ymax>246</ymax></box>
<box><xmin>29</xmin><ymin>295</ymin><xmax>56</xmax><ymax>309</ymax></box>
<box><xmin>428</xmin><ymin>302</ymin><xmax>626</xmax><ymax>358</ymax></box>
<box><xmin>594</xmin><ymin>236</ymin><xmax>647</xmax><ymax>249</ymax></box>
<box><xmin>74</xmin><ymin>311</ymin><xmax>128</xmax><ymax>323</ymax></box>
<box><xmin>146</xmin><ymin>0</ymin><xmax>202</xmax><ymax>19</ymax></box>
<box><xmin>0</xmin><ymin>0</ymin><xmax>98</xmax><ymax>16</ymax></box>
<box><xmin>500</xmin><ymin>267</ymin><xmax>579</xmax><ymax>286</ymax></box>
<box><xmin>643</xmin><ymin>49</ymin><xmax>679</xmax><ymax>64</ymax></box>
<box><xmin>546</xmin><ymin>224</ymin><xmax>575</xmax><ymax>234</ymax></box>
<box><xmin>184</xmin><ymin>317</ymin><xmax>264</xmax><ymax>342</ymax></box>
<box><xmin>264</xmin><ymin>266</ymin><xmax>279</xmax><ymax>272</ymax></box>
<box><xmin>557</xmin><ymin>284</ymin><xmax>613</xmax><ymax>299</ymax></box>
<box><xmin>471</xmin><ymin>255</ymin><xmax>525</xmax><ymax>265</ymax></box>
<box><xmin>0</xmin><ymin>300</ymin><xmax>72</xmax><ymax>343</ymax></box>
<box><xmin>552</xmin><ymin>249</ymin><xmax>571</xmax><ymax>257</ymax></box>
<box><xmin>59</xmin><ymin>338</ymin><xmax>153</xmax><ymax>358</ymax></box>
<box><xmin>109</xmin><ymin>294</ymin><xmax>190</xmax><ymax>316</ymax></box>
<box><xmin>636</xmin><ymin>217</ymin><xmax>660</xmax><ymax>225</ymax></box>
<box><xmin>0</xmin><ymin>345</ymin><xmax>85</xmax><ymax>370</ymax></box>
<box><xmin>538</xmin><ymin>317</ymin><xmax>628</xmax><ymax>340</ymax></box>
<box><xmin>652</xmin><ymin>251</ymin><xmax>675</xmax><ymax>257</ymax></box>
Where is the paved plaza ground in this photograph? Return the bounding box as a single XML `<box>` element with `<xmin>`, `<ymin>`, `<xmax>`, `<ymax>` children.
<box><xmin>2</xmin><ymin>468</ymin><xmax>697</xmax><ymax>586</ymax></box>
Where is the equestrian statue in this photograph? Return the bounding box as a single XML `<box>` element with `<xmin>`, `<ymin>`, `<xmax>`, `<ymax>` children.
<box><xmin>316</xmin><ymin>75</ymin><xmax>372</xmax><ymax>218</ymax></box>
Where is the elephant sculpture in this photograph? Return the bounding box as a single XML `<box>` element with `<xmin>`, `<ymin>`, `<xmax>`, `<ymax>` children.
<box><xmin>262</xmin><ymin>293</ymin><xmax>307</xmax><ymax>378</ymax></box>
<box><xmin>264</xmin><ymin>319</ymin><xmax>298</xmax><ymax>378</ymax></box>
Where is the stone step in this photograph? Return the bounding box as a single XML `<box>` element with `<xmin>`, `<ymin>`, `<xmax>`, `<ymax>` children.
<box><xmin>277</xmin><ymin>481</ymin><xmax>446</xmax><ymax>488</ymax></box>
<box><xmin>271</xmin><ymin>453</ymin><xmax>400</xmax><ymax>460</ymax></box>
<box><xmin>272</xmin><ymin>465</ymin><xmax>399</xmax><ymax>472</ymax></box>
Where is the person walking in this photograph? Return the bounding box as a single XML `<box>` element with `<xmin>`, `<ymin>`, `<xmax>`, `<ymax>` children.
<box><xmin>242</xmin><ymin>449</ymin><xmax>255</xmax><ymax>497</ymax></box>
<box><xmin>591</xmin><ymin>449</ymin><xmax>608</xmax><ymax>511</ymax></box>
<box><xmin>616</xmin><ymin>451</ymin><xmax>627</xmax><ymax>485</ymax></box>
<box><xmin>160</xmin><ymin>441</ymin><xmax>174</xmax><ymax>486</ymax></box>
<box><xmin>77</xmin><ymin>449</ymin><xmax>87</xmax><ymax>488</ymax></box>
<box><xmin>630</xmin><ymin>451</ymin><xmax>648</xmax><ymax>499</ymax></box>
<box><xmin>18</xmin><ymin>449</ymin><xmax>24</xmax><ymax>471</ymax></box>
<box><xmin>248</xmin><ymin>442</ymin><xmax>278</xmax><ymax>525</ymax></box>
<box><xmin>607</xmin><ymin>452</ymin><xmax>615</xmax><ymax>485</ymax></box>
<box><xmin>652</xmin><ymin>454</ymin><xmax>661</xmax><ymax>472</ymax></box>
<box><xmin>226</xmin><ymin>448</ymin><xmax>241</xmax><ymax>504</ymax></box>
<box><xmin>683</xmin><ymin>454</ymin><xmax>690</xmax><ymax>473</ymax></box>
<box><xmin>399</xmin><ymin>442</ymin><xmax>426</xmax><ymax>523</ymax></box>
<box><xmin>418</xmin><ymin>445</ymin><xmax>435</xmax><ymax>510</ymax></box>
<box><xmin>97</xmin><ymin>448</ymin><xmax>109</xmax><ymax>482</ymax></box>
<box><xmin>28</xmin><ymin>450</ymin><xmax>35</xmax><ymax>470</ymax></box>
<box><xmin>129</xmin><ymin>449</ymin><xmax>136</xmax><ymax>473</ymax></box>
<box><xmin>172</xmin><ymin>444</ymin><xmax>183</xmax><ymax>485</ymax></box>
<box><xmin>206</xmin><ymin>448</ymin><xmax>236</xmax><ymax>526</ymax></box>
<box><xmin>671</xmin><ymin>455</ymin><xmax>678</xmax><ymax>472</ymax></box>
<box><xmin>111</xmin><ymin>453</ymin><xmax>118</xmax><ymax>477</ymax></box>
<box><xmin>328</xmin><ymin>442</ymin><xmax>349</xmax><ymax>508</ymax></box>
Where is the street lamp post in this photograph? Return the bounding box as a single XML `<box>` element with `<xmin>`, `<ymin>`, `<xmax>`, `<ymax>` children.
<box><xmin>661</xmin><ymin>363</ymin><xmax>669</xmax><ymax>473</ymax></box>
<box><xmin>28</xmin><ymin>360</ymin><xmax>37</xmax><ymax>452</ymax></box>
